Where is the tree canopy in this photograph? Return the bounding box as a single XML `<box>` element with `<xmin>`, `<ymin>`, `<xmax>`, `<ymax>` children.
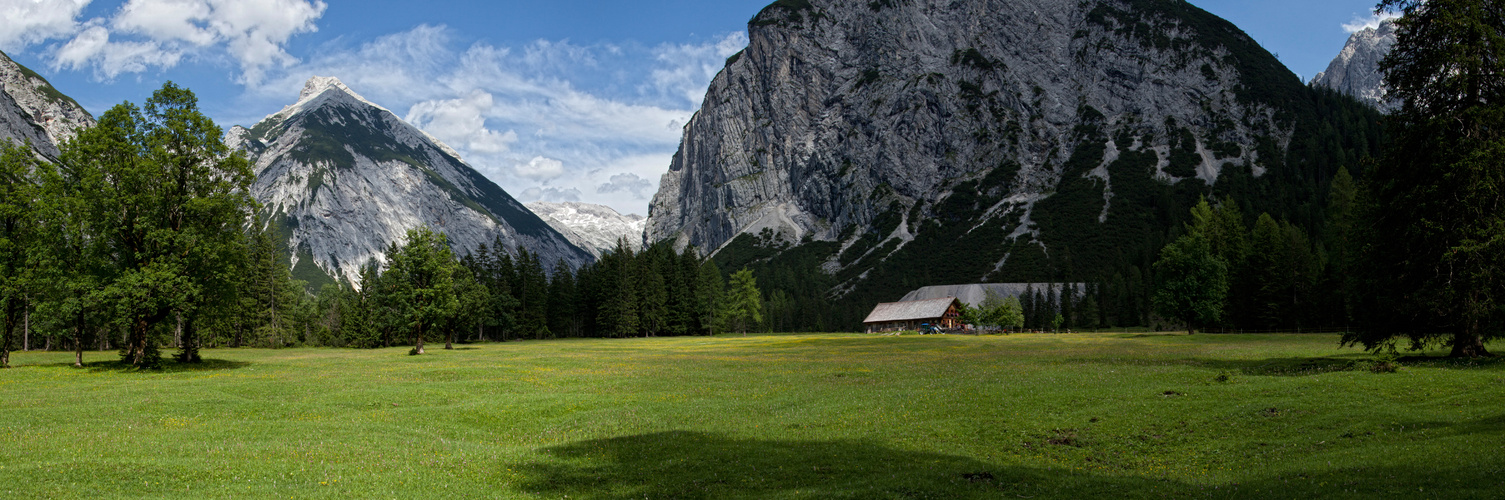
<box><xmin>1349</xmin><ymin>0</ymin><xmax>1505</xmax><ymax>356</ymax></box>
<box><xmin>1152</xmin><ymin>233</ymin><xmax>1229</xmax><ymax>335</ymax></box>
<box><xmin>57</xmin><ymin>82</ymin><xmax>255</xmax><ymax>367</ymax></box>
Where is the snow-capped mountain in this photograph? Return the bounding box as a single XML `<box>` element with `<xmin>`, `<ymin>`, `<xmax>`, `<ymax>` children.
<box><xmin>526</xmin><ymin>201</ymin><xmax>647</xmax><ymax>258</ymax></box>
<box><xmin>228</xmin><ymin>76</ymin><xmax>592</xmax><ymax>288</ymax></box>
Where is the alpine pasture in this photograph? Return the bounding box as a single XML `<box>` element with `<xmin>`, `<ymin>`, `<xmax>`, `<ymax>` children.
<box><xmin>1</xmin><ymin>332</ymin><xmax>1500</xmax><ymax>498</ymax></box>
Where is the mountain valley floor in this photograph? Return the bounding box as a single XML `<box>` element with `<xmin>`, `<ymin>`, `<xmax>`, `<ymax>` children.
<box><xmin>0</xmin><ymin>332</ymin><xmax>1500</xmax><ymax>498</ymax></box>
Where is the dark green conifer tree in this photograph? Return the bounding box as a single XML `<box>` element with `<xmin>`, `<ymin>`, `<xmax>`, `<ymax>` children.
<box><xmin>1350</xmin><ymin>0</ymin><xmax>1505</xmax><ymax>357</ymax></box>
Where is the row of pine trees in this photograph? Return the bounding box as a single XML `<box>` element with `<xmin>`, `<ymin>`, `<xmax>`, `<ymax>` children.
<box><xmin>309</xmin><ymin>235</ymin><xmax>767</xmax><ymax>349</ymax></box>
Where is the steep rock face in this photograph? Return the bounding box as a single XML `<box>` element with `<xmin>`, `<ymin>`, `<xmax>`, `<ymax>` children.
<box><xmin>231</xmin><ymin>76</ymin><xmax>591</xmax><ymax>287</ymax></box>
<box><xmin>0</xmin><ymin>51</ymin><xmax>94</xmax><ymax>156</ymax></box>
<box><xmin>526</xmin><ymin>202</ymin><xmax>646</xmax><ymax>258</ymax></box>
<box><xmin>652</xmin><ymin>0</ymin><xmax>1297</xmax><ymax>256</ymax></box>
<box><xmin>649</xmin><ymin>0</ymin><xmax>1380</xmax><ymax>325</ymax></box>
<box><xmin>1311</xmin><ymin>20</ymin><xmax>1396</xmax><ymax>112</ymax></box>
<box><xmin>0</xmin><ymin>89</ymin><xmax>52</xmax><ymax>156</ymax></box>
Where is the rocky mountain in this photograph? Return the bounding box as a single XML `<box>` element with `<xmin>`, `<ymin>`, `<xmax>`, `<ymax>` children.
<box><xmin>1311</xmin><ymin>19</ymin><xmax>1397</xmax><ymax>113</ymax></box>
<box><xmin>0</xmin><ymin>51</ymin><xmax>94</xmax><ymax>157</ymax></box>
<box><xmin>525</xmin><ymin>201</ymin><xmax>646</xmax><ymax>258</ymax></box>
<box><xmin>228</xmin><ymin>76</ymin><xmax>591</xmax><ymax>288</ymax></box>
<box><xmin>649</xmin><ymin>0</ymin><xmax>1381</xmax><ymax>328</ymax></box>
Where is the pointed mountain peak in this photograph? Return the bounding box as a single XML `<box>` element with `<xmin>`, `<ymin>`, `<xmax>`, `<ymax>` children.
<box><xmin>299</xmin><ymin>75</ymin><xmax>361</xmax><ymax>102</ymax></box>
<box><xmin>271</xmin><ymin>75</ymin><xmax>390</xmax><ymax>120</ymax></box>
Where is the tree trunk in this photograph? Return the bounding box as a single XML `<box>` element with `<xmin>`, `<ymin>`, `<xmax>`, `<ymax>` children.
<box><xmin>178</xmin><ymin>316</ymin><xmax>201</xmax><ymax>363</ymax></box>
<box><xmin>1</xmin><ymin>309</ymin><xmax>12</xmax><ymax>368</ymax></box>
<box><xmin>1450</xmin><ymin>330</ymin><xmax>1492</xmax><ymax>358</ymax></box>
<box><xmin>414</xmin><ymin>322</ymin><xmax>426</xmax><ymax>354</ymax></box>
<box><xmin>73</xmin><ymin>311</ymin><xmax>84</xmax><ymax>367</ymax></box>
<box><xmin>175</xmin><ymin>313</ymin><xmax>182</xmax><ymax>348</ymax></box>
<box><xmin>22</xmin><ymin>298</ymin><xmax>29</xmax><ymax>352</ymax></box>
<box><xmin>131</xmin><ymin>318</ymin><xmax>148</xmax><ymax>367</ymax></box>
<box><xmin>445</xmin><ymin>327</ymin><xmax>453</xmax><ymax>350</ymax></box>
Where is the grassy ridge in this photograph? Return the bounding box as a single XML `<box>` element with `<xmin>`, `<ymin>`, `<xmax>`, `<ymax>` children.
<box><xmin>0</xmin><ymin>333</ymin><xmax>1500</xmax><ymax>498</ymax></box>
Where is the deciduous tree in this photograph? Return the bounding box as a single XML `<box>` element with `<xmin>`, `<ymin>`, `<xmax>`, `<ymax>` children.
<box><xmin>61</xmin><ymin>83</ymin><xmax>254</xmax><ymax>367</ymax></box>
<box><xmin>1152</xmin><ymin>234</ymin><xmax>1229</xmax><ymax>335</ymax></box>
<box><xmin>723</xmin><ymin>268</ymin><xmax>763</xmax><ymax>335</ymax></box>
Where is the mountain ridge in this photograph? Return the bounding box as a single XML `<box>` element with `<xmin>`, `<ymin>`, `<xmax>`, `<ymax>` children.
<box><xmin>526</xmin><ymin>201</ymin><xmax>646</xmax><ymax>258</ymax></box>
<box><xmin>648</xmin><ymin>0</ymin><xmax>1381</xmax><ymax>329</ymax></box>
<box><xmin>230</xmin><ymin>76</ymin><xmax>591</xmax><ymax>288</ymax></box>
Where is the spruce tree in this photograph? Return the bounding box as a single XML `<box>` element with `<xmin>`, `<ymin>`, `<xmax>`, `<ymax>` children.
<box><xmin>696</xmin><ymin>260</ymin><xmax>724</xmax><ymax>335</ymax></box>
<box><xmin>638</xmin><ymin>252</ymin><xmax>668</xmax><ymax>337</ymax></box>
<box><xmin>547</xmin><ymin>260</ymin><xmax>578</xmax><ymax>338</ymax></box>
<box><xmin>385</xmin><ymin>227</ymin><xmax>459</xmax><ymax>354</ymax></box>
<box><xmin>1351</xmin><ymin>0</ymin><xmax>1505</xmax><ymax>356</ymax></box>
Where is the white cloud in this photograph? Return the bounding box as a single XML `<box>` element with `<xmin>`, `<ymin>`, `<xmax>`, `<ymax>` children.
<box><xmin>253</xmin><ymin>24</ymin><xmax>453</xmax><ymax>104</ymax></box>
<box><xmin>1343</xmin><ymin>11</ymin><xmax>1401</xmax><ymax>34</ymax></box>
<box><xmin>48</xmin><ymin>0</ymin><xmax>325</xmax><ymax>82</ymax></box>
<box><xmin>516</xmin><ymin>156</ymin><xmax>565</xmax><ymax>181</ymax></box>
<box><xmin>0</xmin><ymin>0</ymin><xmax>90</xmax><ymax>50</ymax></box>
<box><xmin>406</xmin><ymin>90</ymin><xmax>518</xmax><ymax>154</ymax></box>
<box><xmin>112</xmin><ymin>0</ymin><xmax>215</xmax><ymax>45</ymax></box>
<box><xmin>229</xmin><ymin>25</ymin><xmax>741</xmax><ymax>215</ymax></box>
<box><xmin>647</xmin><ymin>32</ymin><xmax>748</xmax><ymax>106</ymax></box>
<box><xmin>596</xmin><ymin>172</ymin><xmax>653</xmax><ymax>199</ymax></box>
<box><xmin>53</xmin><ymin>24</ymin><xmax>183</xmax><ymax>78</ymax></box>
<box><xmin>521</xmin><ymin>186</ymin><xmax>581</xmax><ymax>203</ymax></box>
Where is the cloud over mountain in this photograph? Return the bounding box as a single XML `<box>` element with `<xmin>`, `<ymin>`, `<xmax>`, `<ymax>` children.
<box><xmin>246</xmin><ymin>25</ymin><xmax>746</xmax><ymax>216</ymax></box>
<box><xmin>15</xmin><ymin>0</ymin><xmax>326</xmax><ymax>82</ymax></box>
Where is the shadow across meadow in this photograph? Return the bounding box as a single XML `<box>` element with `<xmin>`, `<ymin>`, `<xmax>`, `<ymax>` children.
<box><xmin>33</xmin><ymin>358</ymin><xmax>251</xmax><ymax>373</ymax></box>
<box><xmin>507</xmin><ymin>431</ymin><xmax>1192</xmax><ymax>499</ymax></box>
<box><xmin>508</xmin><ymin>431</ymin><xmax>1505</xmax><ymax>499</ymax></box>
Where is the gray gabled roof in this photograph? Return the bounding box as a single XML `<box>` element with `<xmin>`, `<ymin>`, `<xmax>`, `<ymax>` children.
<box><xmin>900</xmin><ymin>283</ymin><xmax>1084</xmax><ymax>308</ymax></box>
<box><xmin>863</xmin><ymin>297</ymin><xmax>959</xmax><ymax>324</ymax></box>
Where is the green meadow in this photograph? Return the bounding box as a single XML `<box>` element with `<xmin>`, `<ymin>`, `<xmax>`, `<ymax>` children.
<box><xmin>0</xmin><ymin>332</ymin><xmax>1501</xmax><ymax>498</ymax></box>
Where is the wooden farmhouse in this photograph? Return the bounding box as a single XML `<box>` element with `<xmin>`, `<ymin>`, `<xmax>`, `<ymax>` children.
<box><xmin>862</xmin><ymin>297</ymin><xmax>963</xmax><ymax>333</ymax></box>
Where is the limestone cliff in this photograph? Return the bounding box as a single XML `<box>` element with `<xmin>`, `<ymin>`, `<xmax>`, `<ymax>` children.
<box><xmin>647</xmin><ymin>0</ymin><xmax>1380</xmax><ymax>318</ymax></box>
<box><xmin>230</xmin><ymin>77</ymin><xmax>591</xmax><ymax>288</ymax></box>
<box><xmin>0</xmin><ymin>51</ymin><xmax>94</xmax><ymax>156</ymax></box>
<box><xmin>1312</xmin><ymin>20</ymin><xmax>1397</xmax><ymax>113</ymax></box>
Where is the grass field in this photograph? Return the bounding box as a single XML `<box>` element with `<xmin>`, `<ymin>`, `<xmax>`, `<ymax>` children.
<box><xmin>0</xmin><ymin>332</ymin><xmax>1501</xmax><ymax>498</ymax></box>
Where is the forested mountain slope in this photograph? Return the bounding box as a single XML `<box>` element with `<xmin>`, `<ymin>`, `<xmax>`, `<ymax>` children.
<box><xmin>648</xmin><ymin>0</ymin><xmax>1382</xmax><ymax>330</ymax></box>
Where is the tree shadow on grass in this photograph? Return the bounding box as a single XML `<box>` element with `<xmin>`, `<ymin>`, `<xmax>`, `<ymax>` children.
<box><xmin>36</xmin><ymin>358</ymin><xmax>252</xmax><ymax>373</ymax></box>
<box><xmin>1200</xmin><ymin>354</ymin><xmax>1505</xmax><ymax>376</ymax></box>
<box><xmin>509</xmin><ymin>431</ymin><xmax>1505</xmax><ymax>499</ymax></box>
<box><xmin>1064</xmin><ymin>355</ymin><xmax>1382</xmax><ymax>377</ymax></box>
<box><xmin>509</xmin><ymin>431</ymin><xmax>1182</xmax><ymax>499</ymax></box>
<box><xmin>1393</xmin><ymin>355</ymin><xmax>1505</xmax><ymax>370</ymax></box>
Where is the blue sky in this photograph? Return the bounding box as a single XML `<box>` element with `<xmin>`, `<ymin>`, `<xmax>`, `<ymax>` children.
<box><xmin>0</xmin><ymin>0</ymin><xmax>1394</xmax><ymax>216</ymax></box>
